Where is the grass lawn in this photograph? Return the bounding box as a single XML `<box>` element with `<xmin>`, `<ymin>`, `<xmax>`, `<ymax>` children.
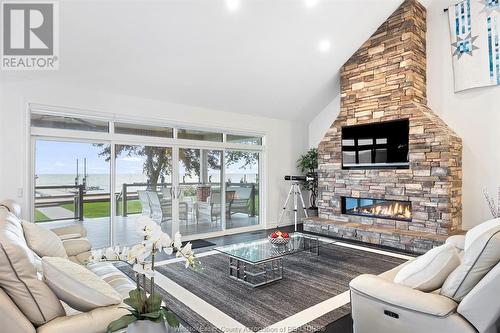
<box><xmin>37</xmin><ymin>195</ymin><xmax>257</xmax><ymax>221</ymax></box>
<box><xmin>34</xmin><ymin>209</ymin><xmax>50</xmax><ymax>222</ymax></box>
<box><xmin>61</xmin><ymin>200</ymin><xmax>142</xmax><ymax>219</ymax></box>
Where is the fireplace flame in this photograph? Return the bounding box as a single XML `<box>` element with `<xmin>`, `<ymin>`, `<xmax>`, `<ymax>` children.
<box><xmin>353</xmin><ymin>202</ymin><xmax>411</xmax><ymax>220</ymax></box>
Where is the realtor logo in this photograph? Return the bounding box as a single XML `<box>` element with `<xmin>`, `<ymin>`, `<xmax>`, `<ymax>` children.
<box><xmin>1</xmin><ymin>1</ymin><xmax>59</xmax><ymax>70</ymax></box>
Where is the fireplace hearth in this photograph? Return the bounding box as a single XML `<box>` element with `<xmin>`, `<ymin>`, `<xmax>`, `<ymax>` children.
<box><xmin>342</xmin><ymin>197</ymin><xmax>411</xmax><ymax>222</ymax></box>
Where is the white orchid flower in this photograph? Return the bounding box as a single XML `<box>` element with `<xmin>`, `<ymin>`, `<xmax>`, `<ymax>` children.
<box><xmin>133</xmin><ymin>262</ymin><xmax>155</xmax><ymax>279</ymax></box>
<box><xmin>159</xmin><ymin>232</ymin><xmax>172</xmax><ymax>248</ymax></box>
<box><xmin>128</xmin><ymin>244</ymin><xmax>146</xmax><ymax>263</ymax></box>
<box><xmin>137</xmin><ymin>215</ymin><xmax>154</xmax><ymax>228</ymax></box>
<box><xmin>105</xmin><ymin>247</ymin><xmax>117</xmax><ymax>260</ymax></box>
<box><xmin>88</xmin><ymin>249</ymin><xmax>102</xmax><ymax>263</ymax></box>
<box><xmin>163</xmin><ymin>246</ymin><xmax>174</xmax><ymax>255</ymax></box>
<box><xmin>144</xmin><ymin>224</ymin><xmax>154</xmax><ymax>236</ymax></box>
<box><xmin>173</xmin><ymin>232</ymin><xmax>183</xmax><ymax>249</ymax></box>
<box><xmin>137</xmin><ymin>248</ymin><xmax>150</xmax><ymax>262</ymax></box>
<box><xmin>175</xmin><ymin>242</ymin><xmax>196</xmax><ymax>268</ymax></box>
<box><xmin>177</xmin><ymin>242</ymin><xmax>192</xmax><ymax>256</ymax></box>
<box><xmin>119</xmin><ymin>247</ymin><xmax>129</xmax><ymax>261</ymax></box>
<box><xmin>148</xmin><ymin>224</ymin><xmax>163</xmax><ymax>243</ymax></box>
<box><xmin>131</xmin><ymin>243</ymin><xmax>145</xmax><ymax>253</ymax></box>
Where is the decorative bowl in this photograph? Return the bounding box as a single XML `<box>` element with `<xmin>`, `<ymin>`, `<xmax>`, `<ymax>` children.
<box><xmin>268</xmin><ymin>235</ymin><xmax>290</xmax><ymax>246</ymax></box>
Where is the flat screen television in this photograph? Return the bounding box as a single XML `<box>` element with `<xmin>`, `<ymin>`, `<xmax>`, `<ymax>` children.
<box><xmin>341</xmin><ymin>119</ymin><xmax>409</xmax><ymax>169</ymax></box>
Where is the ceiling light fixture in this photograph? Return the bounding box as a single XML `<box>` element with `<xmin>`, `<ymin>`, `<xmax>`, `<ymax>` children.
<box><xmin>226</xmin><ymin>0</ymin><xmax>241</xmax><ymax>12</ymax></box>
<box><xmin>304</xmin><ymin>0</ymin><xmax>319</xmax><ymax>8</ymax></box>
<box><xmin>318</xmin><ymin>39</ymin><xmax>331</xmax><ymax>52</ymax></box>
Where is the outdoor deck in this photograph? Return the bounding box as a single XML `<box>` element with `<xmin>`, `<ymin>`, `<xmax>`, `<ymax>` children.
<box><xmin>39</xmin><ymin>213</ymin><xmax>259</xmax><ymax>248</ymax></box>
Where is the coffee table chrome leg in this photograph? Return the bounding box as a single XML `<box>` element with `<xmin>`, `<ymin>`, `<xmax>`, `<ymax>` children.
<box><xmin>243</xmin><ymin>262</ymin><xmax>247</xmax><ymax>282</ymax></box>
<box><xmin>228</xmin><ymin>256</ymin><xmax>284</xmax><ymax>287</ymax></box>
<box><xmin>303</xmin><ymin>235</ymin><xmax>320</xmax><ymax>255</ymax></box>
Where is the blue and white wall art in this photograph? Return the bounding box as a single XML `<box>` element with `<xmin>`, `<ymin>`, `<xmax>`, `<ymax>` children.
<box><xmin>448</xmin><ymin>0</ymin><xmax>500</xmax><ymax>91</ymax></box>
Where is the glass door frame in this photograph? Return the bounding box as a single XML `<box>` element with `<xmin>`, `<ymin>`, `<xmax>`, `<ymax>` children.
<box><xmin>30</xmin><ymin>135</ymin><xmax>115</xmax><ymax>247</ymax></box>
<box><xmin>173</xmin><ymin>145</ymin><xmax>226</xmax><ymax>238</ymax></box>
<box><xmin>29</xmin><ymin>110</ymin><xmax>266</xmax><ymax>245</ymax></box>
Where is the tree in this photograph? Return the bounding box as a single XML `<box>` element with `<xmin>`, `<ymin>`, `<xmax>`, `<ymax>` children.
<box><xmin>94</xmin><ymin>144</ymin><xmax>258</xmax><ymax>187</ymax></box>
<box><xmin>95</xmin><ymin>144</ymin><xmax>172</xmax><ymax>188</ymax></box>
<box><xmin>225</xmin><ymin>151</ymin><xmax>258</xmax><ymax>168</ymax></box>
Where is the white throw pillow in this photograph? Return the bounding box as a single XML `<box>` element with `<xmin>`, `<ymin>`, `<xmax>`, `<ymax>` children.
<box><xmin>445</xmin><ymin>235</ymin><xmax>465</xmax><ymax>251</ymax></box>
<box><xmin>441</xmin><ymin>225</ymin><xmax>500</xmax><ymax>302</ymax></box>
<box><xmin>22</xmin><ymin>220</ymin><xmax>67</xmax><ymax>258</ymax></box>
<box><xmin>464</xmin><ymin>217</ymin><xmax>500</xmax><ymax>251</ymax></box>
<box><xmin>42</xmin><ymin>257</ymin><xmax>122</xmax><ymax>312</ymax></box>
<box><xmin>394</xmin><ymin>243</ymin><xmax>461</xmax><ymax>291</ymax></box>
<box><xmin>0</xmin><ymin>211</ymin><xmax>65</xmax><ymax>325</ymax></box>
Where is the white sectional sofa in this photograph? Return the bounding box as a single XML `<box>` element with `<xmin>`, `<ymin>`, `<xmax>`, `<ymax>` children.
<box><xmin>0</xmin><ymin>200</ymin><xmax>135</xmax><ymax>333</ymax></box>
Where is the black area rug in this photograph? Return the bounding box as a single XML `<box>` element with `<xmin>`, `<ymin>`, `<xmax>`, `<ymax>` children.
<box><xmin>183</xmin><ymin>239</ymin><xmax>216</xmax><ymax>249</ymax></box>
<box><xmin>118</xmin><ymin>243</ymin><xmax>406</xmax><ymax>333</ymax></box>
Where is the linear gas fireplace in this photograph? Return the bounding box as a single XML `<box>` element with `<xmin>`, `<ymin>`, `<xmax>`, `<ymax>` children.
<box><xmin>341</xmin><ymin>197</ymin><xmax>412</xmax><ymax>222</ymax></box>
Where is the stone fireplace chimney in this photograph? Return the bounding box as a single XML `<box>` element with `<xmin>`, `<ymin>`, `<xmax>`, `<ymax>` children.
<box><xmin>304</xmin><ymin>0</ymin><xmax>463</xmax><ymax>253</ymax></box>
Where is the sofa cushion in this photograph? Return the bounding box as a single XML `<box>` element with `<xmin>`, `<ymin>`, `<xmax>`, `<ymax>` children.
<box><xmin>394</xmin><ymin>243</ymin><xmax>461</xmax><ymax>291</ymax></box>
<box><xmin>441</xmin><ymin>224</ymin><xmax>500</xmax><ymax>302</ymax></box>
<box><xmin>0</xmin><ymin>209</ymin><xmax>65</xmax><ymax>326</ymax></box>
<box><xmin>22</xmin><ymin>221</ymin><xmax>67</xmax><ymax>258</ymax></box>
<box><xmin>61</xmin><ymin>238</ymin><xmax>91</xmax><ymax>257</ymax></box>
<box><xmin>42</xmin><ymin>257</ymin><xmax>122</xmax><ymax>312</ymax></box>
<box><xmin>0</xmin><ymin>199</ymin><xmax>22</xmax><ymax>219</ymax></box>
<box><xmin>87</xmin><ymin>262</ymin><xmax>136</xmax><ymax>299</ymax></box>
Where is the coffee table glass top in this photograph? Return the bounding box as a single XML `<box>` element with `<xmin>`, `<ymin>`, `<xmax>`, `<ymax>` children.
<box><xmin>214</xmin><ymin>232</ymin><xmax>335</xmax><ymax>264</ymax></box>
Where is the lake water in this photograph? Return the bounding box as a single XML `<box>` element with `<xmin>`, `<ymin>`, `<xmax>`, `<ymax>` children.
<box><xmin>35</xmin><ymin>173</ymin><xmax>258</xmax><ymax>195</ymax></box>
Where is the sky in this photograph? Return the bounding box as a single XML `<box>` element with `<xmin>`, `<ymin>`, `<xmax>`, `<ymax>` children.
<box><xmin>35</xmin><ymin>140</ymin><xmax>258</xmax><ymax>176</ymax></box>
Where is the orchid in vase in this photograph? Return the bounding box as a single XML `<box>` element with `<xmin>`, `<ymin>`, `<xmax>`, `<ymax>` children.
<box><xmin>88</xmin><ymin>216</ymin><xmax>198</xmax><ymax>332</ymax></box>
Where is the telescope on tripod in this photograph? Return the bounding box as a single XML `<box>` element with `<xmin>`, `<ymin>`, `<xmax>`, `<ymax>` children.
<box><xmin>278</xmin><ymin>175</ymin><xmax>316</xmax><ymax>231</ymax></box>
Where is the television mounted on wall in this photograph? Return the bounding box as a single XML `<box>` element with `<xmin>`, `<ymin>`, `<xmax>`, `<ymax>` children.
<box><xmin>341</xmin><ymin>119</ymin><xmax>409</xmax><ymax>169</ymax></box>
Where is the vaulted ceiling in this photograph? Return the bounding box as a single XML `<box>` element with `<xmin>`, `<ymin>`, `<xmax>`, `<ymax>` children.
<box><xmin>1</xmin><ymin>0</ymin><xmax>410</xmax><ymax>121</ymax></box>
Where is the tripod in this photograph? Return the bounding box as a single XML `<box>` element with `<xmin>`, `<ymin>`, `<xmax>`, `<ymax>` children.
<box><xmin>278</xmin><ymin>181</ymin><xmax>308</xmax><ymax>231</ymax></box>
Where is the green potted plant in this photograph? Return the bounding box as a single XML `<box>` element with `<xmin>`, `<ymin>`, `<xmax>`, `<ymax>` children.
<box><xmin>297</xmin><ymin>147</ymin><xmax>319</xmax><ymax>217</ymax></box>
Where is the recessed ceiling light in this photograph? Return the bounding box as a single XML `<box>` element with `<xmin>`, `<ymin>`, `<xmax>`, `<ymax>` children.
<box><xmin>304</xmin><ymin>0</ymin><xmax>319</xmax><ymax>8</ymax></box>
<box><xmin>226</xmin><ymin>0</ymin><xmax>240</xmax><ymax>12</ymax></box>
<box><xmin>318</xmin><ymin>39</ymin><xmax>331</xmax><ymax>52</ymax></box>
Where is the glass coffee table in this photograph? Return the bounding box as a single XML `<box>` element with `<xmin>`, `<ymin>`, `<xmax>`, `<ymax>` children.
<box><xmin>215</xmin><ymin>233</ymin><xmax>335</xmax><ymax>287</ymax></box>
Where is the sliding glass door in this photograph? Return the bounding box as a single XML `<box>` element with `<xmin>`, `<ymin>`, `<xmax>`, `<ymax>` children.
<box><xmin>34</xmin><ymin>139</ymin><xmax>112</xmax><ymax>248</ymax></box>
<box><xmin>30</xmin><ymin>111</ymin><xmax>264</xmax><ymax>248</ymax></box>
<box><xmin>225</xmin><ymin>150</ymin><xmax>260</xmax><ymax>229</ymax></box>
<box><xmin>114</xmin><ymin>144</ymin><xmax>173</xmax><ymax>246</ymax></box>
<box><xmin>177</xmin><ymin>147</ymin><xmax>223</xmax><ymax>237</ymax></box>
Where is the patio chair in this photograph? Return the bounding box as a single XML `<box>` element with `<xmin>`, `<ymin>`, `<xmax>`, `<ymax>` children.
<box><xmin>161</xmin><ymin>187</ymin><xmax>189</xmax><ymax>223</ymax></box>
<box><xmin>227</xmin><ymin>184</ymin><xmax>256</xmax><ymax>216</ymax></box>
<box><xmin>197</xmin><ymin>189</ymin><xmax>233</xmax><ymax>224</ymax></box>
<box><xmin>137</xmin><ymin>190</ymin><xmax>152</xmax><ymax>217</ymax></box>
<box><xmin>147</xmin><ymin>191</ymin><xmax>171</xmax><ymax>224</ymax></box>
<box><xmin>161</xmin><ymin>186</ymin><xmax>173</xmax><ymax>201</ymax></box>
<box><xmin>148</xmin><ymin>189</ymin><xmax>188</xmax><ymax>224</ymax></box>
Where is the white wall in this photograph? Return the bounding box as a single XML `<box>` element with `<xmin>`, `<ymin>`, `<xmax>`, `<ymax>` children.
<box><xmin>308</xmin><ymin>75</ymin><xmax>340</xmax><ymax>146</ymax></box>
<box><xmin>308</xmin><ymin>0</ymin><xmax>500</xmax><ymax>230</ymax></box>
<box><xmin>0</xmin><ymin>81</ymin><xmax>308</xmax><ymax>229</ymax></box>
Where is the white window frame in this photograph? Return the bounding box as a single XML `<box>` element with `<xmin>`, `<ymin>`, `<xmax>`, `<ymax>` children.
<box><xmin>28</xmin><ymin>103</ymin><xmax>267</xmax><ymax>244</ymax></box>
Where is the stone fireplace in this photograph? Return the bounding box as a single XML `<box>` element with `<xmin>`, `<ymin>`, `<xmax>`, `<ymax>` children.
<box><xmin>304</xmin><ymin>0</ymin><xmax>463</xmax><ymax>253</ymax></box>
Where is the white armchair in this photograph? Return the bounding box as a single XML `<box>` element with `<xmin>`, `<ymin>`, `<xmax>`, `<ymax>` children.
<box><xmin>350</xmin><ymin>219</ymin><xmax>500</xmax><ymax>333</ymax></box>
